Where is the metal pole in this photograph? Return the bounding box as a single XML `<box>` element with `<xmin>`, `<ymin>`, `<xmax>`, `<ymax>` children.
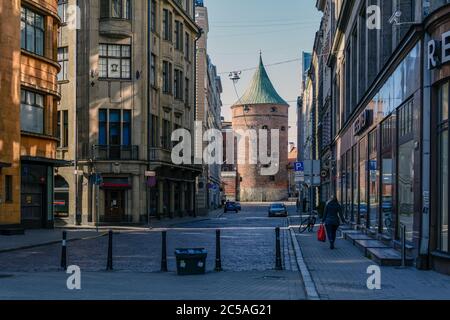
<box><xmin>106</xmin><ymin>230</ymin><xmax>113</xmax><ymax>271</ymax></box>
<box><xmin>275</xmin><ymin>227</ymin><xmax>282</xmax><ymax>270</ymax></box>
<box><xmin>61</xmin><ymin>231</ymin><xmax>67</xmax><ymax>270</ymax></box>
<box><xmin>215</xmin><ymin>229</ymin><xmax>222</xmax><ymax>272</ymax></box>
<box><xmin>161</xmin><ymin>230</ymin><xmax>168</xmax><ymax>272</ymax></box>
<box><xmin>401</xmin><ymin>224</ymin><xmax>406</xmax><ymax>268</ymax></box>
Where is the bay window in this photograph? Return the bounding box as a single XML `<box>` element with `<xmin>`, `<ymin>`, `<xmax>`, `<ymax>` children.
<box><xmin>21</xmin><ymin>90</ymin><xmax>44</xmax><ymax>134</ymax></box>
<box><xmin>21</xmin><ymin>7</ymin><xmax>45</xmax><ymax>56</ymax></box>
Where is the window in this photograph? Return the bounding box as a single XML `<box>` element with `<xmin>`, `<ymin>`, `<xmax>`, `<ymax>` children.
<box><xmin>98</xmin><ymin>109</ymin><xmax>132</xmax><ymax>146</ymax></box>
<box><xmin>58</xmin><ymin>0</ymin><xmax>68</xmax><ymax>23</ymax></box>
<box><xmin>57</xmin><ymin>111</ymin><xmax>61</xmax><ymax>146</ymax></box>
<box><xmin>163</xmin><ymin>9</ymin><xmax>173</xmax><ymax>42</ymax></box>
<box><xmin>58</xmin><ymin>47</ymin><xmax>69</xmax><ymax>81</ymax></box>
<box><xmin>63</xmin><ymin>110</ymin><xmax>69</xmax><ymax>147</ymax></box>
<box><xmin>163</xmin><ymin>61</ymin><xmax>173</xmax><ymax>94</ymax></box>
<box><xmin>175</xmin><ymin>21</ymin><xmax>184</xmax><ymax>51</ymax></box>
<box><xmin>21</xmin><ymin>7</ymin><xmax>45</xmax><ymax>56</ymax></box>
<box><xmin>21</xmin><ymin>90</ymin><xmax>44</xmax><ymax>134</ymax></box>
<box><xmin>5</xmin><ymin>175</ymin><xmax>13</xmax><ymax>203</ymax></box>
<box><xmin>99</xmin><ymin>44</ymin><xmax>131</xmax><ymax>79</ymax></box>
<box><xmin>151</xmin><ymin>115</ymin><xmax>159</xmax><ymax>147</ymax></box>
<box><xmin>151</xmin><ymin>54</ymin><xmax>156</xmax><ymax>87</ymax></box>
<box><xmin>185</xmin><ymin>32</ymin><xmax>190</xmax><ymax>60</ymax></box>
<box><xmin>151</xmin><ymin>0</ymin><xmax>157</xmax><ymax>31</ymax></box>
<box><xmin>101</xmin><ymin>0</ymin><xmax>131</xmax><ymax>19</ymax></box>
<box><xmin>162</xmin><ymin>119</ymin><xmax>171</xmax><ymax>149</ymax></box>
<box><xmin>185</xmin><ymin>77</ymin><xmax>190</xmax><ymax>105</ymax></box>
<box><xmin>174</xmin><ymin>69</ymin><xmax>183</xmax><ymax>100</ymax></box>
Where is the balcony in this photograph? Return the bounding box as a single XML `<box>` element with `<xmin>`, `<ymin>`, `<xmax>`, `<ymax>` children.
<box><xmin>92</xmin><ymin>145</ymin><xmax>139</xmax><ymax>161</ymax></box>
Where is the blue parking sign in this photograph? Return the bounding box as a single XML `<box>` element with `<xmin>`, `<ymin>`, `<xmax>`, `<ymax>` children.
<box><xmin>294</xmin><ymin>162</ymin><xmax>304</xmax><ymax>172</ymax></box>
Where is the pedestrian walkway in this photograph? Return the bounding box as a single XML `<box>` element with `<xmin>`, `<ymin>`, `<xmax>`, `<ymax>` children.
<box><xmin>289</xmin><ymin>217</ymin><xmax>450</xmax><ymax>300</ymax></box>
<box><xmin>0</xmin><ymin>270</ymin><xmax>306</xmax><ymax>300</ymax></box>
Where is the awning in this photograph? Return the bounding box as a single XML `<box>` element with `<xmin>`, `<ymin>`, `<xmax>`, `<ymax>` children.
<box><xmin>0</xmin><ymin>162</ymin><xmax>12</xmax><ymax>168</ymax></box>
<box><xmin>21</xmin><ymin>156</ymin><xmax>72</xmax><ymax>167</ymax></box>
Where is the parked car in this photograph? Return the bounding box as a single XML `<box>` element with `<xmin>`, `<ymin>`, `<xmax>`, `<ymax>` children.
<box><xmin>268</xmin><ymin>203</ymin><xmax>288</xmax><ymax>217</ymax></box>
<box><xmin>224</xmin><ymin>201</ymin><xmax>239</xmax><ymax>213</ymax></box>
<box><xmin>235</xmin><ymin>202</ymin><xmax>242</xmax><ymax>211</ymax></box>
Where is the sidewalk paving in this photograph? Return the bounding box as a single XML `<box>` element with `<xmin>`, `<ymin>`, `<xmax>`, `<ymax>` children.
<box><xmin>289</xmin><ymin>216</ymin><xmax>450</xmax><ymax>300</ymax></box>
<box><xmin>0</xmin><ymin>270</ymin><xmax>306</xmax><ymax>300</ymax></box>
<box><xmin>0</xmin><ymin>209</ymin><xmax>224</xmax><ymax>253</ymax></box>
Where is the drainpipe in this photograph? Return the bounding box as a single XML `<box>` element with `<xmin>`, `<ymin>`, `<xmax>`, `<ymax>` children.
<box><xmin>147</xmin><ymin>0</ymin><xmax>153</xmax><ymax>224</ymax></box>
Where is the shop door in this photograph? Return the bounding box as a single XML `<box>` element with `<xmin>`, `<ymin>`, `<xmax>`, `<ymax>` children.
<box><xmin>105</xmin><ymin>190</ymin><xmax>125</xmax><ymax>222</ymax></box>
<box><xmin>21</xmin><ymin>164</ymin><xmax>47</xmax><ymax>228</ymax></box>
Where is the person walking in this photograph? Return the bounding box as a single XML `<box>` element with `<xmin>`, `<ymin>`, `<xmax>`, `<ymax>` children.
<box><xmin>322</xmin><ymin>195</ymin><xmax>346</xmax><ymax>249</ymax></box>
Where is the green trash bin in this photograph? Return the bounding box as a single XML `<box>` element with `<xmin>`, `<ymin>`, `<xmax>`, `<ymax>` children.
<box><xmin>175</xmin><ymin>248</ymin><xmax>207</xmax><ymax>275</ymax></box>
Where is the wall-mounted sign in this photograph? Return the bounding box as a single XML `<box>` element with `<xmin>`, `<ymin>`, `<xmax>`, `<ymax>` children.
<box><xmin>353</xmin><ymin>109</ymin><xmax>373</xmax><ymax>136</ymax></box>
<box><xmin>428</xmin><ymin>30</ymin><xmax>450</xmax><ymax>69</ymax></box>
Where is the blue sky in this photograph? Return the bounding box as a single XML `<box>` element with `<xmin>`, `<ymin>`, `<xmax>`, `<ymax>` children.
<box><xmin>203</xmin><ymin>0</ymin><xmax>322</xmax><ymax>144</ymax></box>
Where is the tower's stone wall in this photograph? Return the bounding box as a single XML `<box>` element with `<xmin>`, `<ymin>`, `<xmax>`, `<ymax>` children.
<box><xmin>232</xmin><ymin>104</ymin><xmax>289</xmax><ymax>202</ymax></box>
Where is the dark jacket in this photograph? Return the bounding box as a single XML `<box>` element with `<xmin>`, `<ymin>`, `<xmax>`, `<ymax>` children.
<box><xmin>322</xmin><ymin>199</ymin><xmax>345</xmax><ymax>226</ymax></box>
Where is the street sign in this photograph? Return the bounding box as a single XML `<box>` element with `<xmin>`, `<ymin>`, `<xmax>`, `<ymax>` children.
<box><xmin>145</xmin><ymin>171</ymin><xmax>157</xmax><ymax>177</ymax></box>
<box><xmin>302</xmin><ymin>160</ymin><xmax>321</xmax><ymax>186</ymax></box>
<box><xmin>294</xmin><ymin>171</ymin><xmax>304</xmax><ymax>183</ymax></box>
<box><xmin>294</xmin><ymin>162</ymin><xmax>304</xmax><ymax>172</ymax></box>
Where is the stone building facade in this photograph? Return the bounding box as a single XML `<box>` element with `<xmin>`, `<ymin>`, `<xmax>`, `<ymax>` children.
<box><xmin>56</xmin><ymin>0</ymin><xmax>201</xmax><ymax>225</ymax></box>
<box><xmin>1</xmin><ymin>0</ymin><xmax>61</xmax><ymax>230</ymax></box>
<box><xmin>195</xmin><ymin>1</ymin><xmax>223</xmax><ymax>213</ymax></box>
<box><xmin>232</xmin><ymin>56</ymin><xmax>289</xmax><ymax>202</ymax></box>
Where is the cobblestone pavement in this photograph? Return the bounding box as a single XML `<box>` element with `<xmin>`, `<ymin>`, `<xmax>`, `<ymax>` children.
<box><xmin>0</xmin><ymin>204</ymin><xmax>305</xmax><ymax>300</ymax></box>
<box><xmin>0</xmin><ymin>270</ymin><xmax>305</xmax><ymax>300</ymax></box>
<box><xmin>0</xmin><ymin>204</ymin><xmax>297</xmax><ymax>273</ymax></box>
<box><xmin>289</xmin><ymin>216</ymin><xmax>450</xmax><ymax>300</ymax></box>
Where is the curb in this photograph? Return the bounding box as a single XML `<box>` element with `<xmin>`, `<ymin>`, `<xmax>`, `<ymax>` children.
<box><xmin>288</xmin><ymin>219</ymin><xmax>320</xmax><ymax>300</ymax></box>
<box><xmin>0</xmin><ymin>232</ymin><xmax>108</xmax><ymax>254</ymax></box>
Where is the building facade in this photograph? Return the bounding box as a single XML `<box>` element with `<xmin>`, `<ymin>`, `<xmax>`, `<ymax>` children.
<box><xmin>57</xmin><ymin>0</ymin><xmax>201</xmax><ymax>225</ymax></box>
<box><xmin>307</xmin><ymin>0</ymin><xmax>450</xmax><ymax>274</ymax></box>
<box><xmin>1</xmin><ymin>0</ymin><xmax>61</xmax><ymax>230</ymax></box>
<box><xmin>232</xmin><ymin>56</ymin><xmax>289</xmax><ymax>202</ymax></box>
<box><xmin>195</xmin><ymin>1</ymin><xmax>223</xmax><ymax>213</ymax></box>
<box><xmin>221</xmin><ymin>121</ymin><xmax>239</xmax><ymax>202</ymax></box>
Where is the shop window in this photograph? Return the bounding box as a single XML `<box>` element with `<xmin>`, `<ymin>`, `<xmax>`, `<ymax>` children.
<box><xmin>359</xmin><ymin>137</ymin><xmax>368</xmax><ymax>227</ymax></box>
<box><xmin>438</xmin><ymin>82</ymin><xmax>449</xmax><ymax>253</ymax></box>
<box><xmin>381</xmin><ymin>116</ymin><xmax>396</xmax><ymax>236</ymax></box>
<box><xmin>397</xmin><ymin>100</ymin><xmax>414</xmax><ymax>242</ymax></box>
<box><xmin>368</xmin><ymin>129</ymin><xmax>379</xmax><ymax>233</ymax></box>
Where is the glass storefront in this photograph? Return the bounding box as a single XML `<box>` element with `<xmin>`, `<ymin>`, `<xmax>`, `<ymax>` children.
<box><xmin>368</xmin><ymin>129</ymin><xmax>379</xmax><ymax>233</ymax></box>
<box><xmin>438</xmin><ymin>81</ymin><xmax>450</xmax><ymax>253</ymax></box>
<box><xmin>381</xmin><ymin>115</ymin><xmax>395</xmax><ymax>236</ymax></box>
<box><xmin>359</xmin><ymin>137</ymin><xmax>367</xmax><ymax>227</ymax></box>
<box><xmin>397</xmin><ymin>101</ymin><xmax>414</xmax><ymax>242</ymax></box>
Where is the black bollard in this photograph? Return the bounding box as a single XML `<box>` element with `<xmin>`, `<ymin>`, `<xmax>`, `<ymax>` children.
<box><xmin>161</xmin><ymin>230</ymin><xmax>168</xmax><ymax>272</ymax></box>
<box><xmin>275</xmin><ymin>227</ymin><xmax>282</xmax><ymax>270</ymax></box>
<box><xmin>215</xmin><ymin>229</ymin><xmax>222</xmax><ymax>272</ymax></box>
<box><xmin>106</xmin><ymin>230</ymin><xmax>113</xmax><ymax>271</ymax></box>
<box><xmin>61</xmin><ymin>230</ymin><xmax>67</xmax><ymax>270</ymax></box>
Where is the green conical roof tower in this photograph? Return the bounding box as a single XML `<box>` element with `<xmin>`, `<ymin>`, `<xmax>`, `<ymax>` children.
<box><xmin>235</xmin><ymin>55</ymin><xmax>288</xmax><ymax>106</ymax></box>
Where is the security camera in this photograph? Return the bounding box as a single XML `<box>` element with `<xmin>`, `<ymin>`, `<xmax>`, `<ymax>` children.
<box><xmin>389</xmin><ymin>10</ymin><xmax>402</xmax><ymax>25</ymax></box>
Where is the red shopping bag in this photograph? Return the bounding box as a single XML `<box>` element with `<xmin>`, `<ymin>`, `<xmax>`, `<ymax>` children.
<box><xmin>317</xmin><ymin>224</ymin><xmax>326</xmax><ymax>242</ymax></box>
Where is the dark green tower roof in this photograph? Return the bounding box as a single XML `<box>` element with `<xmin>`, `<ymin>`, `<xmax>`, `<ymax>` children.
<box><xmin>235</xmin><ymin>56</ymin><xmax>288</xmax><ymax>106</ymax></box>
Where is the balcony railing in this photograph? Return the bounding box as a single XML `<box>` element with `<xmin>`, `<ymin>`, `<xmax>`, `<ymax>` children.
<box><xmin>92</xmin><ymin>145</ymin><xmax>139</xmax><ymax>161</ymax></box>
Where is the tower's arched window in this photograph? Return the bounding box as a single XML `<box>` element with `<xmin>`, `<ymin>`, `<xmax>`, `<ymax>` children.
<box><xmin>271</xmin><ymin>107</ymin><xmax>277</xmax><ymax>113</ymax></box>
